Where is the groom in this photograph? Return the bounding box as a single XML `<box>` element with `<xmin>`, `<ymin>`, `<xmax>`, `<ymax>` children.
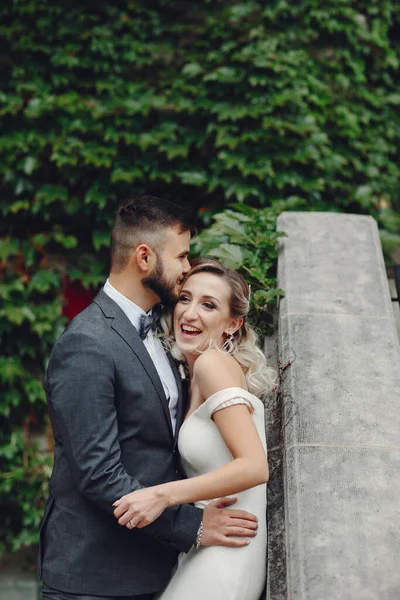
<box><xmin>38</xmin><ymin>195</ymin><xmax>258</xmax><ymax>600</ymax></box>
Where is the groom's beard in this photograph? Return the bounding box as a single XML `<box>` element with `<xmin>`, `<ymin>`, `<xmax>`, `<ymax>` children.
<box><xmin>143</xmin><ymin>253</ymin><xmax>178</xmax><ymax>309</ymax></box>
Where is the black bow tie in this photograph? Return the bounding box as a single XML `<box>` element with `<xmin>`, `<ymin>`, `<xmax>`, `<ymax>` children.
<box><xmin>139</xmin><ymin>306</ymin><xmax>161</xmax><ymax>340</ymax></box>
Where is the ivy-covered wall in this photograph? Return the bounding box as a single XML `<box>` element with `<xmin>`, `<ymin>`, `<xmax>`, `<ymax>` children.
<box><xmin>1</xmin><ymin>0</ymin><xmax>400</xmax><ymax>554</ymax></box>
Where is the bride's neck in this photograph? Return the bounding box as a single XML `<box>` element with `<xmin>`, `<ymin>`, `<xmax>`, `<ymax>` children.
<box><xmin>180</xmin><ymin>352</ymin><xmax>197</xmax><ymax>377</ymax></box>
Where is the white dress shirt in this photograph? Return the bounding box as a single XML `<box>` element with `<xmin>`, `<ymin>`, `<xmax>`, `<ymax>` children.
<box><xmin>103</xmin><ymin>279</ymin><xmax>178</xmax><ymax>434</ymax></box>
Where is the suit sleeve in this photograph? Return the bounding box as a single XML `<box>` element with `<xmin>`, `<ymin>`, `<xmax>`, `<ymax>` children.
<box><xmin>46</xmin><ymin>329</ymin><xmax>202</xmax><ymax>553</ymax></box>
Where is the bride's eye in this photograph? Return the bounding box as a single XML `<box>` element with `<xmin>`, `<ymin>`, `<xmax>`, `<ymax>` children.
<box><xmin>179</xmin><ymin>295</ymin><xmax>190</xmax><ymax>303</ymax></box>
<box><xmin>204</xmin><ymin>302</ymin><xmax>216</xmax><ymax>310</ymax></box>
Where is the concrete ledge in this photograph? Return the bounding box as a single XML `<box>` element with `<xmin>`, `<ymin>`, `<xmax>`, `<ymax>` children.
<box><xmin>0</xmin><ymin>550</ymin><xmax>40</xmax><ymax>600</ymax></box>
<box><xmin>0</xmin><ymin>578</ymin><xmax>39</xmax><ymax>600</ymax></box>
<box><xmin>277</xmin><ymin>212</ymin><xmax>400</xmax><ymax>600</ymax></box>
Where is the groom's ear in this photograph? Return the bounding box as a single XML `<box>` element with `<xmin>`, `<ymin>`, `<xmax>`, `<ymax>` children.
<box><xmin>135</xmin><ymin>244</ymin><xmax>155</xmax><ymax>273</ymax></box>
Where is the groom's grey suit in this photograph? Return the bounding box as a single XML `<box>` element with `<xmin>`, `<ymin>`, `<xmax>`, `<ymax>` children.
<box><xmin>38</xmin><ymin>289</ymin><xmax>202</xmax><ymax>597</ymax></box>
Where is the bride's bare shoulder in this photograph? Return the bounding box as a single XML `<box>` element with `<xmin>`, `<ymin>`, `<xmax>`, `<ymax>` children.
<box><xmin>193</xmin><ymin>350</ymin><xmax>244</xmax><ymax>397</ymax></box>
<box><xmin>194</xmin><ymin>349</ymin><xmax>240</xmax><ymax>373</ymax></box>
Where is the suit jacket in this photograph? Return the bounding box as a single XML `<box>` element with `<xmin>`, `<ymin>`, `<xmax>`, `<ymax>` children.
<box><xmin>38</xmin><ymin>289</ymin><xmax>202</xmax><ymax>596</ymax></box>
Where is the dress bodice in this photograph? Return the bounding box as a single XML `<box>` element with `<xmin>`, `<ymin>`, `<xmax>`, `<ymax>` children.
<box><xmin>178</xmin><ymin>387</ymin><xmax>267</xmax><ymax>509</ymax></box>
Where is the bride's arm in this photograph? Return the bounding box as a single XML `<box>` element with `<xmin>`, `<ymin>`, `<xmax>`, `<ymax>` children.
<box><xmin>113</xmin><ymin>351</ymin><xmax>268</xmax><ymax>529</ymax></box>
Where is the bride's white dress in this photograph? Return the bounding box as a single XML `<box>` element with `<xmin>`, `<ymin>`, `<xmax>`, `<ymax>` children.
<box><xmin>157</xmin><ymin>387</ymin><xmax>267</xmax><ymax>600</ymax></box>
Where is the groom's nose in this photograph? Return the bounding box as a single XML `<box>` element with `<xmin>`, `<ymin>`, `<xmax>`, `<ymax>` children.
<box><xmin>182</xmin><ymin>257</ymin><xmax>190</xmax><ymax>274</ymax></box>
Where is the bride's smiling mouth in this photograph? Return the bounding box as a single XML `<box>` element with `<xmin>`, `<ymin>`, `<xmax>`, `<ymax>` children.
<box><xmin>180</xmin><ymin>324</ymin><xmax>202</xmax><ymax>338</ymax></box>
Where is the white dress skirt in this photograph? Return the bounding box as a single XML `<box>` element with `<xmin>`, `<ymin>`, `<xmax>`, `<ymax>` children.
<box><xmin>157</xmin><ymin>387</ymin><xmax>267</xmax><ymax>600</ymax></box>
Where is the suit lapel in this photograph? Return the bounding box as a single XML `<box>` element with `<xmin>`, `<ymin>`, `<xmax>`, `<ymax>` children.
<box><xmin>93</xmin><ymin>290</ymin><xmax>174</xmax><ymax>439</ymax></box>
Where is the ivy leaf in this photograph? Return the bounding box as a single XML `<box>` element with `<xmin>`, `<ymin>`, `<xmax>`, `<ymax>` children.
<box><xmin>178</xmin><ymin>171</ymin><xmax>208</xmax><ymax>186</ymax></box>
<box><xmin>22</xmin><ymin>156</ymin><xmax>38</xmax><ymax>175</ymax></box>
<box><xmin>182</xmin><ymin>62</ymin><xmax>203</xmax><ymax>77</ymax></box>
<box><xmin>93</xmin><ymin>230</ymin><xmax>110</xmax><ymax>251</ymax></box>
<box><xmin>53</xmin><ymin>233</ymin><xmax>78</xmax><ymax>249</ymax></box>
<box><xmin>28</xmin><ymin>271</ymin><xmax>60</xmax><ymax>293</ymax></box>
<box><xmin>212</xmin><ymin>213</ymin><xmax>248</xmax><ymax>243</ymax></box>
<box><xmin>207</xmin><ymin>243</ymin><xmax>244</xmax><ymax>269</ymax></box>
<box><xmin>0</xmin><ymin>305</ymin><xmax>36</xmax><ymax>325</ymax></box>
<box><xmin>0</xmin><ymin>357</ymin><xmax>26</xmax><ymax>384</ymax></box>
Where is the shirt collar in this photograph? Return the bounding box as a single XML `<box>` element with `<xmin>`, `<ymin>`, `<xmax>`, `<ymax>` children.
<box><xmin>103</xmin><ymin>278</ymin><xmax>149</xmax><ymax>331</ymax></box>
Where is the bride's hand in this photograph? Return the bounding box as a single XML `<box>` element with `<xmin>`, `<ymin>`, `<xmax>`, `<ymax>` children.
<box><xmin>113</xmin><ymin>486</ymin><xmax>168</xmax><ymax>529</ymax></box>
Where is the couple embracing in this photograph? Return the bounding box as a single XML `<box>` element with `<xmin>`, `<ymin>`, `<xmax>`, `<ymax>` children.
<box><xmin>38</xmin><ymin>195</ymin><xmax>272</xmax><ymax>600</ymax></box>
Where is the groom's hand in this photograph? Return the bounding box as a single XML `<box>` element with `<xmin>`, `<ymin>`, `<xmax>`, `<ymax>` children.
<box><xmin>200</xmin><ymin>497</ymin><xmax>258</xmax><ymax>548</ymax></box>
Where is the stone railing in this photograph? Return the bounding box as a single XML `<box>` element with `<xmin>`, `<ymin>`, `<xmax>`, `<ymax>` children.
<box><xmin>275</xmin><ymin>212</ymin><xmax>400</xmax><ymax>600</ymax></box>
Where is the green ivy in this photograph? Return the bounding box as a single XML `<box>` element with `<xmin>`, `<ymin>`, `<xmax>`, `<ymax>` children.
<box><xmin>192</xmin><ymin>203</ymin><xmax>285</xmax><ymax>333</ymax></box>
<box><xmin>1</xmin><ymin>0</ymin><xmax>400</xmax><ymax>554</ymax></box>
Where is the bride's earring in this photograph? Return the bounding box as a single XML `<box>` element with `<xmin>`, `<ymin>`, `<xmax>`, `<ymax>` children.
<box><xmin>222</xmin><ymin>332</ymin><xmax>235</xmax><ymax>353</ymax></box>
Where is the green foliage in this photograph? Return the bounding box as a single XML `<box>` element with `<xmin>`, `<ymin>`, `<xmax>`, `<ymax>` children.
<box><xmin>0</xmin><ymin>235</ymin><xmax>65</xmax><ymax>552</ymax></box>
<box><xmin>193</xmin><ymin>204</ymin><xmax>285</xmax><ymax>332</ymax></box>
<box><xmin>2</xmin><ymin>1</ymin><xmax>400</xmax><ymax>218</ymax></box>
<box><xmin>0</xmin><ymin>431</ymin><xmax>52</xmax><ymax>554</ymax></box>
<box><xmin>1</xmin><ymin>0</ymin><xmax>400</xmax><ymax>554</ymax></box>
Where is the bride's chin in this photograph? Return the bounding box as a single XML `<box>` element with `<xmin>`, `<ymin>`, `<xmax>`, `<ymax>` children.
<box><xmin>176</xmin><ymin>343</ymin><xmax>201</xmax><ymax>361</ymax></box>
<box><xmin>175</xmin><ymin>342</ymin><xmax>192</xmax><ymax>358</ymax></box>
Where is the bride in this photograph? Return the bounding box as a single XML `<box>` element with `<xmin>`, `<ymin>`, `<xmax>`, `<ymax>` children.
<box><xmin>113</xmin><ymin>258</ymin><xmax>273</xmax><ymax>600</ymax></box>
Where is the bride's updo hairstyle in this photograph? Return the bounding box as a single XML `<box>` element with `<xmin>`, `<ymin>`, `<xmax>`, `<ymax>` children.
<box><xmin>161</xmin><ymin>257</ymin><xmax>275</xmax><ymax>398</ymax></box>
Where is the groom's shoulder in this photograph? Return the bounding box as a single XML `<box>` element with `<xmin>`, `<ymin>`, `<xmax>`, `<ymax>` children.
<box><xmin>45</xmin><ymin>301</ymin><xmax>115</xmax><ymax>379</ymax></box>
<box><xmin>54</xmin><ymin>298</ymin><xmax>108</xmax><ymax>347</ymax></box>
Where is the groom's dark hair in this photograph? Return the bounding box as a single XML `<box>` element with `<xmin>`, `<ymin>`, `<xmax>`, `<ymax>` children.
<box><xmin>110</xmin><ymin>195</ymin><xmax>196</xmax><ymax>273</ymax></box>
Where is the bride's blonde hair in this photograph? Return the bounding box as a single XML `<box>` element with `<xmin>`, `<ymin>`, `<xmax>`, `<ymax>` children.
<box><xmin>160</xmin><ymin>257</ymin><xmax>275</xmax><ymax>398</ymax></box>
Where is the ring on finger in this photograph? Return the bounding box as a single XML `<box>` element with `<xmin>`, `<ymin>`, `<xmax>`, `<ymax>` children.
<box><xmin>129</xmin><ymin>519</ymin><xmax>136</xmax><ymax>528</ymax></box>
